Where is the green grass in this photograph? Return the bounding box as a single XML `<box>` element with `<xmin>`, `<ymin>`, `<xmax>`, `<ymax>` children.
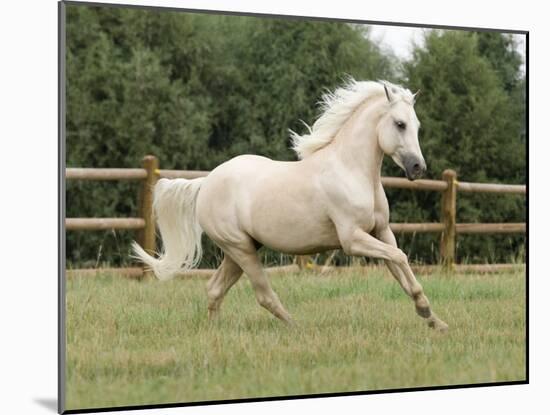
<box><xmin>65</xmin><ymin>269</ymin><xmax>526</xmax><ymax>411</ymax></box>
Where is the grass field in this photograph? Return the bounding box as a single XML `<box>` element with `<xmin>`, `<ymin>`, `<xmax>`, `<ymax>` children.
<box><xmin>65</xmin><ymin>268</ymin><xmax>526</xmax><ymax>411</ymax></box>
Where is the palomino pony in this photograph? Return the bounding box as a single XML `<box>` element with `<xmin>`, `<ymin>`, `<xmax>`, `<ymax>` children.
<box><xmin>133</xmin><ymin>79</ymin><xmax>448</xmax><ymax>331</ymax></box>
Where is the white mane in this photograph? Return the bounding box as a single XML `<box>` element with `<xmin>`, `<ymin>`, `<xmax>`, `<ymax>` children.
<box><xmin>290</xmin><ymin>79</ymin><xmax>415</xmax><ymax>159</ymax></box>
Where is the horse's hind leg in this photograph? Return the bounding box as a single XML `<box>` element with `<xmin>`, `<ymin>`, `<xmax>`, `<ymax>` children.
<box><xmin>221</xmin><ymin>243</ymin><xmax>293</xmax><ymax>324</ymax></box>
<box><xmin>206</xmin><ymin>256</ymin><xmax>243</xmax><ymax>319</ymax></box>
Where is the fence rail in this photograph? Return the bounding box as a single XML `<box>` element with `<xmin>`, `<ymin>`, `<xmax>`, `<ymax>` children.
<box><xmin>65</xmin><ymin>155</ymin><xmax>526</xmax><ymax>274</ymax></box>
<box><xmin>65</xmin><ymin>167</ymin><xmax>527</xmax><ymax>194</ymax></box>
<box><xmin>66</xmin><ymin>218</ymin><xmax>145</xmax><ymax>231</ymax></box>
<box><xmin>380</xmin><ymin>177</ymin><xmax>448</xmax><ymax>191</ymax></box>
<box><xmin>389</xmin><ymin>223</ymin><xmax>445</xmax><ymax>233</ymax></box>
<box><xmin>456</xmin><ymin>223</ymin><xmax>526</xmax><ymax>234</ymax></box>
<box><xmin>457</xmin><ymin>181</ymin><xmax>526</xmax><ymax>194</ymax></box>
<box><xmin>66</xmin><ymin>168</ymin><xmax>147</xmax><ymax>181</ymax></box>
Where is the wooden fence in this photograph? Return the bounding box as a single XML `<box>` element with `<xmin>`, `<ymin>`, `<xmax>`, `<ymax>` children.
<box><xmin>65</xmin><ymin>155</ymin><xmax>526</xmax><ymax>277</ymax></box>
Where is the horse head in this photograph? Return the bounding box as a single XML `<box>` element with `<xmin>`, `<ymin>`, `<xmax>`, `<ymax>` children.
<box><xmin>377</xmin><ymin>82</ymin><xmax>425</xmax><ymax>181</ymax></box>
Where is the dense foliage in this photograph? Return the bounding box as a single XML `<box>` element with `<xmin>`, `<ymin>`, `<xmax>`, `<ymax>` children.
<box><xmin>383</xmin><ymin>30</ymin><xmax>526</xmax><ymax>263</ymax></box>
<box><xmin>65</xmin><ymin>4</ymin><xmax>526</xmax><ymax>267</ymax></box>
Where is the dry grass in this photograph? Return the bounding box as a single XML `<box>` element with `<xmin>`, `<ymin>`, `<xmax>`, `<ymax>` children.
<box><xmin>65</xmin><ymin>268</ymin><xmax>526</xmax><ymax>411</ymax></box>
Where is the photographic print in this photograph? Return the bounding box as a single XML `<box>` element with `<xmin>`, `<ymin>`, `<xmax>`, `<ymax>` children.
<box><xmin>60</xmin><ymin>1</ymin><xmax>527</xmax><ymax>412</ymax></box>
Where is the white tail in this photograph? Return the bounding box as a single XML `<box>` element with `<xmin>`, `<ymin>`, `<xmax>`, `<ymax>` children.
<box><xmin>132</xmin><ymin>177</ymin><xmax>205</xmax><ymax>281</ymax></box>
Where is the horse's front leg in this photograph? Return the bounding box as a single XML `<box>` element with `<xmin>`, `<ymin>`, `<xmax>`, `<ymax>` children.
<box><xmin>341</xmin><ymin>227</ymin><xmax>448</xmax><ymax>332</ymax></box>
<box><xmin>375</xmin><ymin>227</ymin><xmax>412</xmax><ymax>296</ymax></box>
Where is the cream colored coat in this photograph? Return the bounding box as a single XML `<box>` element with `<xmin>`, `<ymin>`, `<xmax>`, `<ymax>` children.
<box><xmin>133</xmin><ymin>80</ymin><xmax>448</xmax><ymax>331</ymax></box>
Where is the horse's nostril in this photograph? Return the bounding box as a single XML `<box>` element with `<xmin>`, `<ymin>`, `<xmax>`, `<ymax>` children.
<box><xmin>413</xmin><ymin>163</ymin><xmax>420</xmax><ymax>172</ymax></box>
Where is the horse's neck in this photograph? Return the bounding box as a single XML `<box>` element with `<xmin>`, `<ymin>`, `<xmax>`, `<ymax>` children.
<box><xmin>330</xmin><ymin>101</ymin><xmax>385</xmax><ymax>183</ymax></box>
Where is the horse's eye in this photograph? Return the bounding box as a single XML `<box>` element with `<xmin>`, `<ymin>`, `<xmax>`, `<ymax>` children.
<box><xmin>395</xmin><ymin>120</ymin><xmax>406</xmax><ymax>130</ymax></box>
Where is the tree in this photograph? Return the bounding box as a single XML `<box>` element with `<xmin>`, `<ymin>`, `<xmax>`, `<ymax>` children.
<box><xmin>65</xmin><ymin>4</ymin><xmax>394</xmax><ymax>266</ymax></box>
<box><xmin>65</xmin><ymin>4</ymin><xmax>525</xmax><ymax>266</ymax></box>
<box><xmin>476</xmin><ymin>32</ymin><xmax>524</xmax><ymax>94</ymax></box>
<box><xmin>388</xmin><ymin>30</ymin><xmax>526</xmax><ymax>263</ymax></box>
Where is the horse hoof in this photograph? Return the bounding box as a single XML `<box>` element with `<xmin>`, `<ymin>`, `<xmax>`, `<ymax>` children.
<box><xmin>428</xmin><ymin>318</ymin><xmax>448</xmax><ymax>332</ymax></box>
<box><xmin>283</xmin><ymin>316</ymin><xmax>297</xmax><ymax>328</ymax></box>
<box><xmin>207</xmin><ymin>309</ymin><xmax>220</xmax><ymax>320</ymax></box>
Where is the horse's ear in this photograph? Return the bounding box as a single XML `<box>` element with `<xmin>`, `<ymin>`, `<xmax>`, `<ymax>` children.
<box><xmin>412</xmin><ymin>89</ymin><xmax>421</xmax><ymax>104</ymax></box>
<box><xmin>383</xmin><ymin>83</ymin><xmax>393</xmax><ymax>103</ymax></box>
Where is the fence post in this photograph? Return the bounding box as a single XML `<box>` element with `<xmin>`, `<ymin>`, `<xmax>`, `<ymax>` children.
<box><xmin>296</xmin><ymin>255</ymin><xmax>311</xmax><ymax>271</ymax></box>
<box><xmin>138</xmin><ymin>155</ymin><xmax>159</xmax><ymax>259</ymax></box>
<box><xmin>440</xmin><ymin>169</ymin><xmax>457</xmax><ymax>269</ymax></box>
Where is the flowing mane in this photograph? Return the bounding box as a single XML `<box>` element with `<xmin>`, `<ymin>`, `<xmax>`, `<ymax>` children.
<box><xmin>290</xmin><ymin>79</ymin><xmax>414</xmax><ymax>159</ymax></box>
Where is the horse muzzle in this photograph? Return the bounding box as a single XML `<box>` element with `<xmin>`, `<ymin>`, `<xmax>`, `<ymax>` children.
<box><xmin>402</xmin><ymin>153</ymin><xmax>427</xmax><ymax>181</ymax></box>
